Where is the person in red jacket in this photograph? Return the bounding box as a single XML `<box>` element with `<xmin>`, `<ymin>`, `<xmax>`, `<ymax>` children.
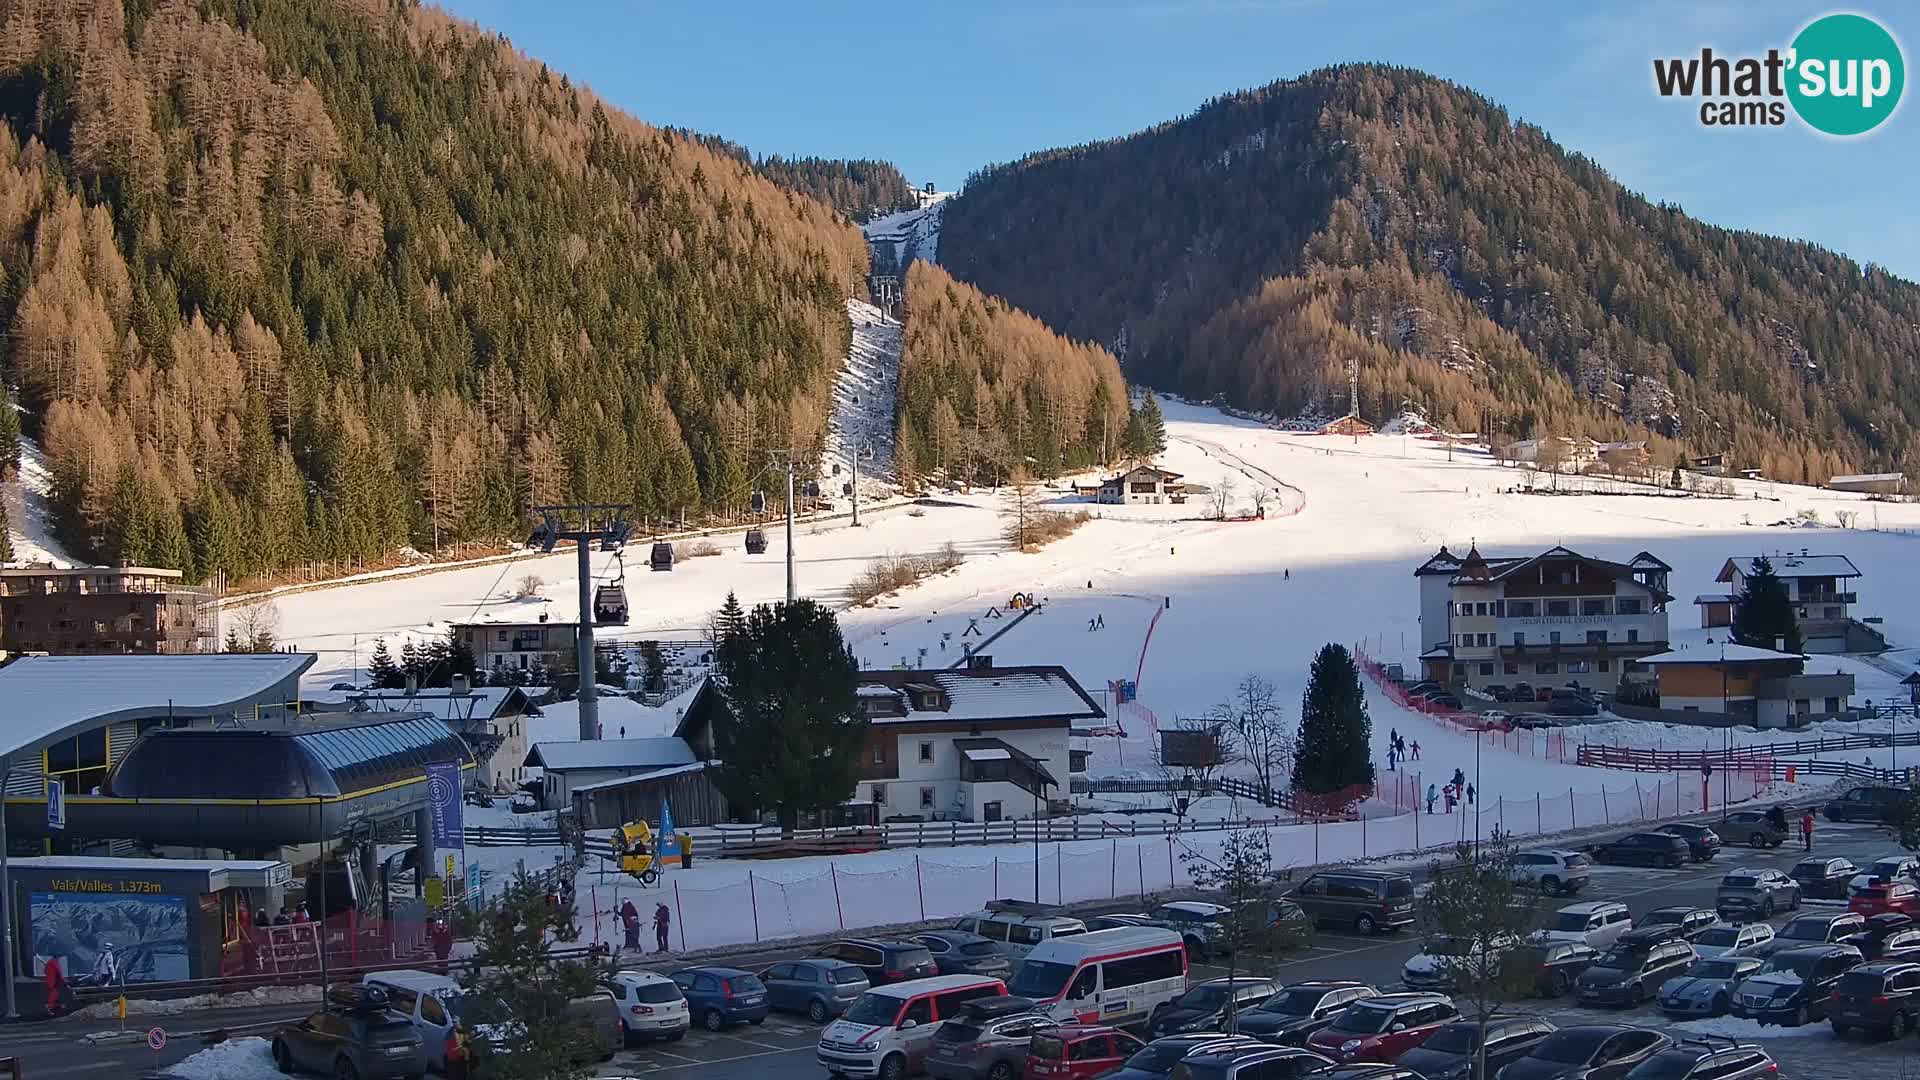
<box><xmin>43</xmin><ymin>954</ymin><xmax>69</xmax><ymax>1016</ymax></box>
<box><xmin>1801</xmin><ymin>810</ymin><xmax>1815</xmax><ymax>851</ymax></box>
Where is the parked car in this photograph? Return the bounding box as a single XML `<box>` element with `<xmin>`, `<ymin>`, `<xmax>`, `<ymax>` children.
<box><xmin>917</xmin><ymin>931</ymin><xmax>1017</xmax><ymax>980</ymax></box>
<box><xmin>1223</xmin><ymin>982</ymin><xmax>1377</xmax><ymax>1045</ymax></box>
<box><xmin>1752</xmin><ymin>912</ymin><xmax>1866</xmax><ymax>958</ymax></box>
<box><xmin>1483</xmin><ymin>685</ymin><xmax>1513</xmax><ymax>701</ymax></box>
<box><xmin>1717</xmin><ymin>810</ymin><xmax>1788</xmax><ymax>848</ymax></box>
<box><xmin>1850</xmin><ymin>880</ymin><xmax>1920</xmax><ymax>918</ymax></box>
<box><xmin>814</xmin><ymin>938</ymin><xmax>941</xmax><ymax>986</ymax></box>
<box><xmin>1575</xmin><ymin>938</ymin><xmax>1696</xmax><ymax>1007</ymax></box>
<box><xmin>1152</xmin><ymin>902</ymin><xmax>1236</xmax><ymax>958</ymax></box>
<box><xmin>1634</xmin><ymin>907</ymin><xmax>1716</xmax><ymax>943</ymax></box>
<box><xmin>1512</xmin><ymin>941</ymin><xmax>1598</xmax><ymax>998</ymax></box>
<box><xmin>1402</xmin><ymin>933</ymin><xmax>1519</xmax><ymax>991</ymax></box>
<box><xmin>1147</xmin><ymin>978</ymin><xmax>1280</xmax><ymax>1038</ymax></box>
<box><xmin>1591</xmin><ymin>832</ymin><xmax>1691</xmax><ymax>869</ymax></box>
<box><xmin>1825</xmin><ymin>786</ymin><xmax>1904</xmax><ymax>824</ymax></box>
<box><xmin>1611</xmin><ymin>925</ymin><xmax>1689</xmax><ymax>951</ymax></box>
<box><xmin>563</xmin><ymin>991</ymin><xmax>623</xmax><ymax>1064</ymax></box>
<box><xmin>953</xmin><ymin>909</ymin><xmax>1091</xmax><ymax>963</ymax></box>
<box><xmin>1510</xmin><ymin>850</ymin><xmax>1592</xmax><ymax>895</ymax></box>
<box><xmin>1027</xmin><ymin>1025</ymin><xmax>1145</xmax><ymax>1080</ymax></box>
<box><xmin>1621</xmin><ymin>1039</ymin><xmax>1778</xmax><ymax>1080</ymax></box>
<box><xmin>818</xmin><ymin>974</ymin><xmax>1008</xmax><ymax>1080</ymax></box>
<box><xmin>1841</xmin><ymin>914</ymin><xmax>1920</xmax><ymax>961</ymax></box>
<box><xmin>1827</xmin><ymin>961</ymin><xmax>1920</xmax><ymax>1038</ymax></box>
<box><xmin>1302</xmin><ymin>993</ymin><xmax>1458</xmax><ymax>1064</ymax></box>
<box><xmin>924</xmin><ymin>996</ymin><xmax>1058</xmax><ymax>1080</ymax></box>
<box><xmin>272</xmin><ymin>985</ymin><xmax>428</xmax><ymax>1080</ymax></box>
<box><xmin>671</xmin><ymin>966</ymin><xmax>769</xmax><ymax>1031</ymax></box>
<box><xmin>1731</xmin><ymin>944</ymin><xmax>1863</xmax><ymax>1026</ymax></box>
<box><xmin>1851</xmin><ymin>856</ymin><xmax>1920</xmax><ymax>892</ymax></box>
<box><xmin>1790</xmin><ymin>857</ymin><xmax>1860</xmax><ymax>901</ymax></box>
<box><xmin>1495</xmin><ymin>1025</ymin><xmax>1672</xmax><ymax>1080</ymax></box>
<box><xmin>1655</xmin><ymin>823</ymin><xmax>1722</xmax><ymax>862</ymax></box>
<box><xmin>1398</xmin><ymin>1018</ymin><xmax>1555</xmax><ymax>1080</ymax></box>
<box><xmin>757</xmin><ymin>958</ymin><xmax>869</xmax><ymax>1023</ymax></box>
<box><xmin>1530</xmin><ymin>901</ymin><xmax>1632</xmax><ymax>951</ymax></box>
<box><xmin>1286</xmin><ymin>869</ymin><xmax>1417</xmax><ymax>935</ymax></box>
<box><xmin>1508</xmin><ymin>682</ymin><xmax>1535</xmax><ymax>703</ymax></box>
<box><xmin>602</xmin><ymin>970</ymin><xmax>692</xmax><ymax>1044</ymax></box>
<box><xmin>1716</xmin><ymin>868</ymin><xmax>1800</xmax><ymax>921</ymax></box>
<box><xmin>1162</xmin><ymin>1044</ymin><xmax>1334</xmax><ymax>1080</ymax></box>
<box><xmin>1315</xmin><ymin>1069</ymin><xmax>1422</xmax><ymax>1080</ymax></box>
<box><xmin>1657</xmin><ymin>955</ymin><xmax>1762</xmax><ymax>1019</ymax></box>
<box><xmin>358</xmin><ymin>970</ymin><xmax>464</xmax><ymax>1070</ymax></box>
<box><xmin>1086</xmin><ymin>914</ymin><xmax>1156</xmax><ymax>932</ymax></box>
<box><xmin>1689</xmin><ymin>921</ymin><xmax>1774</xmax><ymax>959</ymax></box>
<box><xmin>1106</xmin><ymin>1034</ymin><xmax>1265</xmax><ymax>1080</ymax></box>
<box><xmin>1423</xmin><ymin>693</ymin><xmax>1464</xmax><ymax>710</ymax></box>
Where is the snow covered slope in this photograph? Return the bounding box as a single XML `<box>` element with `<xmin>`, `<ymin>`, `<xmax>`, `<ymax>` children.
<box><xmin>3</xmin><ymin>437</ymin><xmax>77</xmax><ymax>567</ymax></box>
<box><xmin>864</xmin><ymin>189</ymin><xmax>948</xmax><ymax>269</ymax></box>
<box><xmin>823</xmin><ymin>298</ymin><xmax>900</xmax><ymax>492</ymax></box>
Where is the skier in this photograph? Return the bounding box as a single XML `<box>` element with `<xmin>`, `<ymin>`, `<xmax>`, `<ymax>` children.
<box><xmin>1466</xmin><ymin>783</ymin><xmax>1476</xmax><ymax>806</ymax></box>
<box><xmin>621</xmin><ymin>898</ymin><xmax>641</xmax><ymax>952</ymax></box>
<box><xmin>1284</xmin><ymin>568</ymin><xmax>1290</xmax><ymax>580</ymax></box>
<box><xmin>1452</xmin><ymin>767</ymin><xmax>1467</xmax><ymax>791</ymax></box>
<box><xmin>1390</xmin><ymin>727</ymin><xmax>1399</xmax><ymax>749</ymax></box>
<box><xmin>653</xmin><ymin>902</ymin><xmax>673</xmax><ymax>953</ymax></box>
<box><xmin>1426</xmin><ymin>784</ymin><xmax>1437</xmax><ymax>814</ymax></box>
<box><xmin>1095</xmin><ymin>614</ymin><xmax>1105</xmax><ymax>630</ymax></box>
<box><xmin>1410</xmin><ymin>740</ymin><xmax>1421</xmax><ymax>760</ymax></box>
<box><xmin>1386</xmin><ymin>747</ymin><xmax>1396</xmax><ymax>772</ymax></box>
<box><xmin>1088</xmin><ymin>618</ymin><xmax>1097</xmax><ymax>632</ymax></box>
<box><xmin>1444</xmin><ymin>785</ymin><xmax>1456</xmax><ymax>814</ymax></box>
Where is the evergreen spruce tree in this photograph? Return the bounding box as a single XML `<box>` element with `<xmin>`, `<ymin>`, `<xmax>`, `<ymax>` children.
<box><xmin>451</xmin><ymin>870</ymin><xmax>599</xmax><ymax>1080</ymax></box>
<box><xmin>1122</xmin><ymin>403</ymin><xmax>1150</xmax><ymax>461</ymax></box>
<box><xmin>713</xmin><ymin>591</ymin><xmax>747</xmax><ymax>642</ymax></box>
<box><xmin>1731</xmin><ymin>556</ymin><xmax>1803</xmax><ymax>653</ymax></box>
<box><xmin>1294</xmin><ymin>643</ymin><xmax>1375</xmax><ymax>794</ymax></box>
<box><xmin>1139</xmin><ymin>391</ymin><xmax>1168</xmax><ymax>456</ymax></box>
<box><xmin>400</xmin><ymin>640</ymin><xmax>424</xmax><ymax>686</ymax></box>
<box><xmin>367</xmin><ymin>639</ymin><xmax>402</xmax><ymax>689</ymax></box>
<box><xmin>711</xmin><ymin>599</ymin><xmax>866</xmax><ymax>831</ymax></box>
<box><xmin>223</xmin><ymin>627</ymin><xmax>246</xmax><ymax>653</ymax></box>
<box><xmin>0</xmin><ymin>500</ymin><xmax>12</xmax><ymax>563</ymax></box>
<box><xmin>0</xmin><ymin>384</ymin><xmax>18</xmax><ymax>476</ymax></box>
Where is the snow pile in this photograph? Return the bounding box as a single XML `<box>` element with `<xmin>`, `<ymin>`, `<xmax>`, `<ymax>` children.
<box><xmin>3</xmin><ymin>437</ymin><xmax>77</xmax><ymax>567</ymax></box>
<box><xmin>160</xmin><ymin>1037</ymin><xmax>282</xmax><ymax>1080</ymax></box>
<box><xmin>75</xmin><ymin>984</ymin><xmax>320</xmax><ymax>1020</ymax></box>
<box><xmin>1672</xmin><ymin>1015</ymin><xmax>1825</xmax><ymax>1039</ymax></box>
<box><xmin>824</xmin><ymin>298</ymin><xmax>900</xmax><ymax>491</ymax></box>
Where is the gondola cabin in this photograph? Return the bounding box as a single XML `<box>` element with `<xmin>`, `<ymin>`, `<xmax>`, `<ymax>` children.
<box><xmin>649</xmin><ymin>542</ymin><xmax>675</xmax><ymax>571</ymax></box>
<box><xmin>593</xmin><ymin>583</ymin><xmax>629</xmax><ymax>625</ymax></box>
<box><xmin>744</xmin><ymin>529</ymin><xmax>768</xmax><ymax>555</ymax></box>
<box><xmin>750</xmin><ymin>491</ymin><xmax>767</xmax><ymax>514</ymax></box>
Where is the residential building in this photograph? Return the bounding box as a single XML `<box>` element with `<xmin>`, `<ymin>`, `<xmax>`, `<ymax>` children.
<box><xmin>1506</xmin><ymin>437</ymin><xmax>1600</xmax><ymax>469</ymax></box>
<box><xmin>452</xmin><ymin>615</ymin><xmax>579</xmax><ymax>673</ymax></box>
<box><xmin>1700</xmin><ymin>554</ymin><xmax>1871</xmax><ymax>653</ymax></box>
<box><xmin>1319</xmin><ymin>414</ymin><xmax>1374</xmax><ymax>437</ymax></box>
<box><xmin>1826</xmin><ymin>473</ymin><xmax>1908</xmax><ymax>496</ymax></box>
<box><xmin>674</xmin><ymin>664</ymin><xmax>1104</xmax><ymax>824</ymax></box>
<box><xmin>1</xmin><ymin>564</ymin><xmax>214</xmax><ymax>656</ymax></box>
<box><xmin>1415</xmin><ymin>544</ymin><xmax>1672</xmax><ymax>693</ymax></box>
<box><xmin>524</xmin><ymin>737</ymin><xmax>700</xmax><ymax>807</ymax></box>
<box><xmin>1096</xmin><ymin>466</ymin><xmax>1184</xmax><ymax>505</ymax></box>
<box><xmin>1637</xmin><ymin>644</ymin><xmax>1855</xmax><ymax>728</ymax></box>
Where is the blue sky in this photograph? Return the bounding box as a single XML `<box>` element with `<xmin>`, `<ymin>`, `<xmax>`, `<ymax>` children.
<box><xmin>443</xmin><ymin>0</ymin><xmax>1918</xmax><ymax>280</ymax></box>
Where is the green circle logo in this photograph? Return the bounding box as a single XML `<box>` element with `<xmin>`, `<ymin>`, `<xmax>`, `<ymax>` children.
<box><xmin>1787</xmin><ymin>13</ymin><xmax>1905</xmax><ymax>136</ymax></box>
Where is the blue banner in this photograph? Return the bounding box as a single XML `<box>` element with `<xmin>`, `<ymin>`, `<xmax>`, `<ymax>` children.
<box><xmin>659</xmin><ymin>799</ymin><xmax>678</xmax><ymax>856</ymax></box>
<box><xmin>426</xmin><ymin>761</ymin><xmax>464</xmax><ymax>850</ymax></box>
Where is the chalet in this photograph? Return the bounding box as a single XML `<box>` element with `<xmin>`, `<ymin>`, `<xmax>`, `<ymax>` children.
<box><xmin>1700</xmin><ymin>553</ymin><xmax>1873</xmax><ymax>653</ymax></box>
<box><xmin>1319</xmin><ymin>414</ymin><xmax>1374</xmax><ymax>437</ymax></box>
<box><xmin>1096</xmin><ymin>466</ymin><xmax>1183</xmax><ymax>505</ymax></box>
<box><xmin>1638</xmin><ymin>643</ymin><xmax>1854</xmax><ymax>728</ymax></box>
<box><xmin>452</xmin><ymin>614</ymin><xmax>578</xmax><ymax>673</ymax></box>
<box><xmin>1826</xmin><ymin>473</ymin><xmax>1909</xmax><ymax>496</ymax></box>
<box><xmin>673</xmin><ymin>663</ymin><xmax>1104</xmax><ymax>824</ymax></box>
<box><xmin>1507</xmin><ymin>437</ymin><xmax>1600</xmax><ymax>469</ymax></box>
<box><xmin>1414</xmin><ymin>544</ymin><xmax>1672</xmax><ymax>694</ymax></box>
<box><xmin>525</xmin><ymin>736</ymin><xmax>700</xmax><ymax>804</ymax></box>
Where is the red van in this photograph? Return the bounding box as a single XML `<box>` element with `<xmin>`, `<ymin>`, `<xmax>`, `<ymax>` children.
<box><xmin>1027</xmin><ymin>1026</ymin><xmax>1145</xmax><ymax>1080</ymax></box>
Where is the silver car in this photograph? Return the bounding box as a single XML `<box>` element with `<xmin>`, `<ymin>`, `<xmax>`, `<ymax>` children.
<box><xmin>1510</xmin><ymin>850</ymin><xmax>1593</xmax><ymax>895</ymax></box>
<box><xmin>1659</xmin><ymin>955</ymin><xmax>1763</xmax><ymax>1018</ymax></box>
<box><xmin>1691</xmin><ymin>922</ymin><xmax>1774</xmax><ymax>959</ymax></box>
<box><xmin>1716</xmin><ymin>868</ymin><xmax>1800</xmax><ymax>921</ymax></box>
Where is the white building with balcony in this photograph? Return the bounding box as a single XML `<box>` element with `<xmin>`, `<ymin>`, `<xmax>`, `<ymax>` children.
<box><xmin>1415</xmin><ymin>544</ymin><xmax>1672</xmax><ymax>694</ymax></box>
<box><xmin>1698</xmin><ymin>553</ymin><xmax>1870</xmax><ymax>654</ymax></box>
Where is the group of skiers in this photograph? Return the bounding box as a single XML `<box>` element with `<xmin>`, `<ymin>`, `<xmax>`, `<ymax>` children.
<box><xmin>1385</xmin><ymin>729</ymin><xmax>1419</xmax><ymax>771</ymax></box>
<box><xmin>619</xmin><ymin>898</ymin><xmax>674</xmax><ymax>953</ymax></box>
<box><xmin>1423</xmin><ymin>767</ymin><xmax>1476</xmax><ymax>814</ymax></box>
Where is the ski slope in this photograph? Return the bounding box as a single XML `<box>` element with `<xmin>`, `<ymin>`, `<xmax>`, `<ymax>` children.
<box><xmin>2</xmin><ymin>437</ymin><xmax>78</xmax><ymax>567</ymax></box>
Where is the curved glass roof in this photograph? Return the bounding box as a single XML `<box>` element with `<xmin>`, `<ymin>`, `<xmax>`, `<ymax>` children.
<box><xmin>107</xmin><ymin>717</ymin><xmax>470</xmax><ymax>799</ymax></box>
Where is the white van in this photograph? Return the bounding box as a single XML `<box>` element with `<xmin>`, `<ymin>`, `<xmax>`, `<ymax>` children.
<box><xmin>1004</xmin><ymin>926</ymin><xmax>1187</xmax><ymax>1026</ymax></box>
<box><xmin>816</xmin><ymin>974</ymin><xmax>1007</xmax><ymax>1079</ymax></box>
<box><xmin>952</xmin><ymin>910</ymin><xmax>1089</xmax><ymax>962</ymax></box>
<box><xmin>1529</xmin><ymin>901</ymin><xmax>1632</xmax><ymax>951</ymax></box>
<box><xmin>361</xmin><ymin>969</ymin><xmax>460</xmax><ymax>1071</ymax></box>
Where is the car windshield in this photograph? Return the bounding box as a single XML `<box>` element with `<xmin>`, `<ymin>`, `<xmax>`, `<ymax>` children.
<box><xmin>1420</xmin><ymin>1025</ymin><xmax>1479</xmax><ymax>1054</ymax></box>
<box><xmin>1875</xmin><ymin>861</ymin><xmax>1907</xmax><ymax>875</ymax></box>
<box><xmin>1173</xmin><ymin>985</ymin><xmax>1232</xmax><ymax>1011</ymax></box>
<box><xmin>634</xmin><ymin>982</ymin><xmax>682</xmax><ymax>1004</ymax></box>
<box><xmin>1691</xmin><ymin>959</ymin><xmax>1747</xmax><ymax>980</ymax></box>
<box><xmin>728</xmin><ymin>975</ymin><xmax>766</xmax><ymax>995</ymax></box>
<box><xmin>1330</xmin><ymin>1005</ymin><xmax>1395</xmax><ymax>1034</ymax></box>
<box><xmin>1565</xmin><ymin>854</ymin><xmax>1591</xmax><ymax>868</ymax></box>
<box><xmin>1009</xmin><ymin>961</ymin><xmax>1076</xmax><ymax>999</ymax></box>
<box><xmin>1759</xmin><ymin>953</ymin><xmax>1820</xmax><ymax>979</ymax></box>
<box><xmin>1722</xmin><ymin>876</ymin><xmax>1758</xmax><ymax>889</ymax></box>
<box><xmin>1695</xmin><ymin>927</ymin><xmax>1742</xmax><ymax>948</ymax></box>
<box><xmin>829</xmin><ymin>967</ymin><xmax>868</xmax><ymax>985</ymax></box>
<box><xmin>1257</xmin><ymin>988</ymin><xmax>1331</xmax><ymax>1015</ymax></box>
<box><xmin>961</xmin><ymin>941</ymin><xmax>998</xmax><ymax>957</ymax></box>
<box><xmin>1598</xmin><ymin>944</ymin><xmax>1650</xmax><ymax>967</ymax></box>
<box><xmin>1386</xmin><ymin>879</ymin><xmax>1414</xmax><ymax>898</ymax></box>
<box><xmin>1129</xmin><ymin>1042</ymin><xmax>1207</xmax><ymax>1073</ymax></box>
<box><xmin>1643</xmin><ymin>910</ymin><xmax>1683</xmax><ymax>925</ymax></box>
<box><xmin>1551</xmin><ymin>912</ymin><xmax>1597</xmax><ymax>932</ymax></box>
<box><xmin>843</xmin><ymin>994</ymin><xmax>904</xmax><ymax>1026</ymax></box>
<box><xmin>440</xmin><ymin>992</ymin><xmax>510</xmax><ymax>1025</ymax></box>
<box><xmin>1626</xmin><ymin>1050</ymin><xmax>1708</xmax><ymax>1080</ymax></box>
<box><xmin>1532</xmin><ymin>1030</ymin><xmax>1608</xmax><ymax>1065</ymax></box>
<box><xmin>1782</xmin><ymin>921</ymin><xmax>1833</xmax><ymax>941</ymax></box>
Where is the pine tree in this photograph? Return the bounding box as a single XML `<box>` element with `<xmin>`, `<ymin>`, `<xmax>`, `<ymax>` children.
<box><xmin>1139</xmin><ymin>391</ymin><xmax>1168</xmax><ymax>456</ymax></box>
<box><xmin>1122</xmin><ymin>403</ymin><xmax>1149</xmax><ymax>461</ymax></box>
<box><xmin>450</xmin><ymin>870</ymin><xmax>600</xmax><ymax>1080</ymax></box>
<box><xmin>1295</xmin><ymin>643</ymin><xmax>1374</xmax><ymax>795</ymax></box>
<box><xmin>367</xmin><ymin>638</ymin><xmax>402</xmax><ymax>689</ymax></box>
<box><xmin>711</xmin><ymin>599</ymin><xmax>866</xmax><ymax>831</ymax></box>
<box><xmin>0</xmin><ymin>384</ymin><xmax>19</xmax><ymax>477</ymax></box>
<box><xmin>223</xmin><ymin>627</ymin><xmax>245</xmax><ymax>653</ymax></box>
<box><xmin>400</xmin><ymin>640</ymin><xmax>424</xmax><ymax>686</ymax></box>
<box><xmin>0</xmin><ymin>500</ymin><xmax>12</xmax><ymax>563</ymax></box>
<box><xmin>1732</xmin><ymin>556</ymin><xmax>1803</xmax><ymax>653</ymax></box>
<box><xmin>713</xmin><ymin>591</ymin><xmax>746</xmax><ymax>643</ymax></box>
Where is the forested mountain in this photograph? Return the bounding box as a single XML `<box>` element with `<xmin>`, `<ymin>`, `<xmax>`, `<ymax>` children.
<box><xmin>940</xmin><ymin>64</ymin><xmax>1920</xmax><ymax>481</ymax></box>
<box><xmin>894</xmin><ymin>261</ymin><xmax>1127</xmax><ymax>489</ymax></box>
<box><xmin>674</xmin><ymin>132</ymin><xmax>918</xmax><ymax>222</ymax></box>
<box><xmin>0</xmin><ymin>0</ymin><xmax>869</xmax><ymax>582</ymax></box>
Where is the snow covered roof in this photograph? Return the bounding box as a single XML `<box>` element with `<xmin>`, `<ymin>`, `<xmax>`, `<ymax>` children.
<box><xmin>524</xmin><ymin>737</ymin><xmax>698</xmax><ymax>772</ymax></box>
<box><xmin>1829</xmin><ymin>473</ymin><xmax>1905</xmax><ymax>484</ymax></box>
<box><xmin>1718</xmin><ymin>554</ymin><xmax>1861</xmax><ymax>581</ymax></box>
<box><xmin>569</xmin><ymin>761</ymin><xmax>709</xmax><ymax>793</ymax></box>
<box><xmin>960</xmin><ymin>747</ymin><xmax>1012</xmax><ymax>761</ymax></box>
<box><xmin>1693</xmin><ymin>594</ymin><xmax>1737</xmax><ymax>605</ymax></box>
<box><xmin>911</xmin><ymin>669</ymin><xmax>1102</xmax><ymax>725</ymax></box>
<box><xmin>0</xmin><ymin>653</ymin><xmax>314</xmax><ymax>758</ymax></box>
<box><xmin>1638</xmin><ymin>644</ymin><xmax>1806</xmax><ymax>665</ymax></box>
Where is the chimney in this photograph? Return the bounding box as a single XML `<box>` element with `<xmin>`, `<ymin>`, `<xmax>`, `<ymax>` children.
<box><xmin>405</xmin><ymin>673</ymin><xmax>418</xmax><ymax>695</ymax></box>
<box><xmin>1775</xmin><ymin>637</ymin><xmax>1786</xmax><ymax>652</ymax></box>
<box><xmin>451</xmin><ymin>673</ymin><xmax>470</xmax><ymax>696</ymax></box>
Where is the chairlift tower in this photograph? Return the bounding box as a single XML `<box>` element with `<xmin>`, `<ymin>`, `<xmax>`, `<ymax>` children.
<box><xmin>766</xmin><ymin>450</ymin><xmax>818</xmax><ymax>602</ymax></box>
<box><xmin>851</xmin><ymin>438</ymin><xmax>874</xmax><ymax>528</ymax></box>
<box><xmin>527</xmin><ymin>504</ymin><xmax>633</xmax><ymax>741</ymax></box>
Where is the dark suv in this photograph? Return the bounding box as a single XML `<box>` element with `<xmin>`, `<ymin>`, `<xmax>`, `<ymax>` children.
<box><xmin>1396</xmin><ymin>1017</ymin><xmax>1554</xmax><ymax>1080</ymax></box>
<box><xmin>925</xmin><ymin>997</ymin><xmax>1058</xmax><ymax>1080</ymax></box>
<box><xmin>1498</xmin><ymin>1025</ymin><xmax>1670</xmax><ymax>1080</ymax></box>
<box><xmin>1732</xmin><ymin>944</ymin><xmax>1863</xmax><ymax>1026</ymax></box>
<box><xmin>1789</xmin><ymin>857</ymin><xmax>1859</xmax><ymax>901</ymax></box>
<box><xmin>272</xmin><ymin>985</ymin><xmax>427</xmax><ymax>1079</ymax></box>
<box><xmin>1576</xmin><ymin>939</ymin><xmax>1695</xmax><ymax>1007</ymax></box>
<box><xmin>1656</xmin><ymin>823</ymin><xmax>1722</xmax><ymax>862</ymax></box>
<box><xmin>1286</xmin><ymin>870</ymin><xmax>1416</xmax><ymax>935</ymax></box>
<box><xmin>1826</xmin><ymin>961</ymin><xmax>1920</xmax><ymax>1038</ymax></box>
<box><xmin>1826</xmin><ymin>786</ymin><xmax>1903</xmax><ymax>823</ymax></box>
<box><xmin>1225</xmin><ymin>981</ymin><xmax>1377</xmax><ymax>1045</ymax></box>
<box><xmin>1591</xmin><ymin>832</ymin><xmax>1691</xmax><ymax>869</ymax></box>
<box><xmin>1623</xmin><ymin>1040</ymin><xmax>1778</xmax><ymax>1080</ymax></box>
<box><xmin>810</xmin><ymin>938</ymin><xmax>938</xmax><ymax>985</ymax></box>
<box><xmin>1754</xmin><ymin>911</ymin><xmax>1865</xmax><ymax>958</ymax></box>
<box><xmin>1719</xmin><ymin>810</ymin><xmax>1788</xmax><ymax>848</ymax></box>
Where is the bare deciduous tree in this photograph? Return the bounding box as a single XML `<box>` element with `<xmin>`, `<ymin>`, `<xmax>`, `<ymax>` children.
<box><xmin>1210</xmin><ymin>675</ymin><xmax>1294</xmax><ymax>801</ymax></box>
<box><xmin>226</xmin><ymin>601</ymin><xmax>282</xmax><ymax>652</ymax></box>
<box><xmin>515</xmin><ymin>573</ymin><xmax>545</xmax><ymax>598</ymax></box>
<box><xmin>1249</xmin><ymin>486</ymin><xmax>1271</xmax><ymax>517</ymax></box>
<box><xmin>1209</xmin><ymin>476</ymin><xmax>1237</xmax><ymax>520</ymax></box>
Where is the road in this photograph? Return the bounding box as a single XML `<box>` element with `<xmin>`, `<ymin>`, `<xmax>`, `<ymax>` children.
<box><xmin>6</xmin><ymin>815</ymin><xmax>1915</xmax><ymax>1079</ymax></box>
